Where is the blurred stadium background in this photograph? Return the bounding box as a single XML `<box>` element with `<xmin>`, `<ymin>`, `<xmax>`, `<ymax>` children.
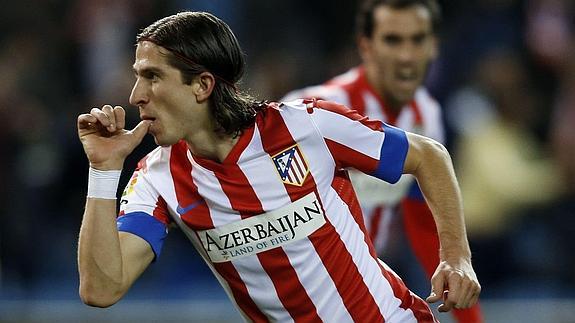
<box><xmin>1</xmin><ymin>0</ymin><xmax>574</xmax><ymax>322</ymax></box>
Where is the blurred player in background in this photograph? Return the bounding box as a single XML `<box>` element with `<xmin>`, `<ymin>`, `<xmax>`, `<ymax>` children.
<box><xmin>283</xmin><ymin>0</ymin><xmax>483</xmax><ymax>321</ymax></box>
<box><xmin>76</xmin><ymin>10</ymin><xmax>480</xmax><ymax>322</ymax></box>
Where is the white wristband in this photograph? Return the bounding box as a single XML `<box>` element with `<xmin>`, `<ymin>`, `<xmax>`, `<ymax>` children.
<box><xmin>87</xmin><ymin>167</ymin><xmax>122</xmax><ymax>199</ymax></box>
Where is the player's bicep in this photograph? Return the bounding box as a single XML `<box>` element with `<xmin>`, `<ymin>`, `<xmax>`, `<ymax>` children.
<box><xmin>403</xmin><ymin>132</ymin><xmax>422</xmax><ymax>174</ymax></box>
<box><xmin>118</xmin><ymin>231</ymin><xmax>155</xmax><ymax>288</ymax></box>
<box><xmin>403</xmin><ymin>131</ymin><xmax>446</xmax><ymax>175</ymax></box>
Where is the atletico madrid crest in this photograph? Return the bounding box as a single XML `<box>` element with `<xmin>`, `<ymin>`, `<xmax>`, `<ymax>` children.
<box><xmin>271</xmin><ymin>144</ymin><xmax>310</xmax><ymax>186</ymax></box>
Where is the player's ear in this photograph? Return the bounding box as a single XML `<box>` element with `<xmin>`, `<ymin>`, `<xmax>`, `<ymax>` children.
<box><xmin>193</xmin><ymin>72</ymin><xmax>216</xmax><ymax>102</ymax></box>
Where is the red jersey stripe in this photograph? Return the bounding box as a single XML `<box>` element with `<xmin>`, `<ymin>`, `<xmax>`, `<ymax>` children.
<box><xmin>314</xmin><ymin>99</ymin><xmax>384</xmax><ymax>132</ymax></box>
<box><xmin>169</xmin><ymin>142</ymin><xmax>268</xmax><ymax>322</ymax></box>
<box><xmin>327</xmin><ymin>148</ymin><xmax>435</xmax><ymax>322</ymax></box>
<box><xmin>257</xmin><ymin>107</ymin><xmax>386</xmax><ymax>322</ymax></box>
<box><xmin>214</xmin><ymin>261</ymin><xmax>270</xmax><ymax>323</ymax></box>
<box><xmin>340</xmin><ymin>67</ymin><xmax>399</xmax><ymax>124</ymax></box>
<box><xmin>214</xmin><ymin>162</ymin><xmax>321</xmax><ymax>322</ymax></box>
<box><xmin>325</xmin><ymin>138</ymin><xmax>379</xmax><ymax>174</ymax></box>
<box><xmin>411</xmin><ymin>99</ymin><xmax>424</xmax><ymax>126</ymax></box>
<box><xmin>368</xmin><ymin>205</ymin><xmax>384</xmax><ymax>243</ymax></box>
<box><xmin>378</xmin><ymin>260</ymin><xmax>437</xmax><ymax>323</ymax></box>
<box><xmin>152</xmin><ymin>196</ymin><xmax>170</xmax><ymax>225</ymax></box>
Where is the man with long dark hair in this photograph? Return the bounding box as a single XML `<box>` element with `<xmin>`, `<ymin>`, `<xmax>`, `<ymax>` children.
<box><xmin>77</xmin><ymin>11</ymin><xmax>479</xmax><ymax>322</ymax></box>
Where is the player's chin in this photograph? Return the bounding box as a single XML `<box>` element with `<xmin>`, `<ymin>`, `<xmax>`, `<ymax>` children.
<box><xmin>393</xmin><ymin>90</ymin><xmax>416</xmax><ymax>105</ymax></box>
<box><xmin>154</xmin><ymin>134</ymin><xmax>179</xmax><ymax>147</ymax></box>
<box><xmin>150</xmin><ymin>133</ymin><xmax>165</xmax><ymax>146</ymax></box>
<box><xmin>396</xmin><ymin>80</ymin><xmax>418</xmax><ymax>94</ymax></box>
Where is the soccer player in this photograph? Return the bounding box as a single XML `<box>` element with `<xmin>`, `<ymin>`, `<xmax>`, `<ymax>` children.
<box><xmin>282</xmin><ymin>0</ymin><xmax>483</xmax><ymax>321</ymax></box>
<box><xmin>77</xmin><ymin>11</ymin><xmax>480</xmax><ymax>322</ymax></box>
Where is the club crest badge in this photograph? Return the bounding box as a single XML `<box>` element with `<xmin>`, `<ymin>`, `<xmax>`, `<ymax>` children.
<box><xmin>271</xmin><ymin>144</ymin><xmax>309</xmax><ymax>186</ymax></box>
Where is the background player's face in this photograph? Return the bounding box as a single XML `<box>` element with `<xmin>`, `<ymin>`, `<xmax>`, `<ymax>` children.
<box><xmin>359</xmin><ymin>4</ymin><xmax>437</xmax><ymax>108</ymax></box>
<box><xmin>129</xmin><ymin>41</ymin><xmax>208</xmax><ymax>146</ymax></box>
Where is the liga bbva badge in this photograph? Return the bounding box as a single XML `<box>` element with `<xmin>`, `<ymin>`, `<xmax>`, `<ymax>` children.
<box><xmin>271</xmin><ymin>144</ymin><xmax>309</xmax><ymax>186</ymax></box>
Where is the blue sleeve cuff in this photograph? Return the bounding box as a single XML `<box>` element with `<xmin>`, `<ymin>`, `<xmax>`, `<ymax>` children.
<box><xmin>374</xmin><ymin>124</ymin><xmax>409</xmax><ymax>184</ymax></box>
<box><xmin>117</xmin><ymin>212</ymin><xmax>168</xmax><ymax>261</ymax></box>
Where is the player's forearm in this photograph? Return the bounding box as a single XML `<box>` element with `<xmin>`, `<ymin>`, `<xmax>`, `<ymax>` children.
<box><xmin>405</xmin><ymin>134</ymin><xmax>471</xmax><ymax>261</ymax></box>
<box><xmin>78</xmin><ymin>198</ymin><xmax>125</xmax><ymax>307</ymax></box>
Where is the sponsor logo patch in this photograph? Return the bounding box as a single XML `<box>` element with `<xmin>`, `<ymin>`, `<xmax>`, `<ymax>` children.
<box><xmin>122</xmin><ymin>173</ymin><xmax>139</xmax><ymax>197</ymax></box>
<box><xmin>199</xmin><ymin>192</ymin><xmax>325</xmax><ymax>263</ymax></box>
<box><xmin>271</xmin><ymin>144</ymin><xmax>309</xmax><ymax>186</ymax></box>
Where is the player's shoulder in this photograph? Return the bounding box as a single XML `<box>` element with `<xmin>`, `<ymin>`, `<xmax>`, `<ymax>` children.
<box><xmin>279</xmin><ymin>98</ymin><xmax>350</xmax><ymax>114</ymax></box>
<box><xmin>279</xmin><ymin>99</ymin><xmax>307</xmax><ymax>109</ymax></box>
<box><xmin>261</xmin><ymin>100</ymin><xmax>311</xmax><ymax>123</ymax></box>
<box><xmin>278</xmin><ymin>99</ymin><xmax>364</xmax><ymax>127</ymax></box>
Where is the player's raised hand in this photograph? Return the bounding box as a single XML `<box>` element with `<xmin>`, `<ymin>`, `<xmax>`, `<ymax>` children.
<box><xmin>426</xmin><ymin>258</ymin><xmax>481</xmax><ymax>312</ymax></box>
<box><xmin>78</xmin><ymin>105</ymin><xmax>151</xmax><ymax>170</ymax></box>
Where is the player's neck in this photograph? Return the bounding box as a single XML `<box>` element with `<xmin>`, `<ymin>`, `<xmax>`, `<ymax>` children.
<box><xmin>184</xmin><ymin>110</ymin><xmax>239</xmax><ymax>163</ymax></box>
<box><xmin>186</xmin><ymin>131</ymin><xmax>238</xmax><ymax>163</ymax></box>
<box><xmin>384</xmin><ymin>96</ymin><xmax>405</xmax><ymax>114</ymax></box>
<box><xmin>363</xmin><ymin>67</ymin><xmax>404</xmax><ymax>114</ymax></box>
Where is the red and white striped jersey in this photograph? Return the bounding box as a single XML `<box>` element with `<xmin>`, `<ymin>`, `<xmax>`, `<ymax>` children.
<box><xmin>282</xmin><ymin>67</ymin><xmax>444</xmax><ymax>252</ymax></box>
<box><xmin>117</xmin><ymin>99</ymin><xmax>436</xmax><ymax>322</ymax></box>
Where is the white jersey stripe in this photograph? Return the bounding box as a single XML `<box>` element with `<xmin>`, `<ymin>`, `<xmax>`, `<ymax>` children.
<box><xmin>282</xmin><ymin>239</ymin><xmax>354</xmax><ymax>322</ymax></box>
<box><xmin>293</xmin><ymin>151</ymin><xmax>305</xmax><ymax>179</ymax></box>
<box><xmin>150</xmin><ymin>148</ymin><xmax>250</xmax><ymax>321</ymax></box>
<box><xmin>237</xmin><ymin>126</ymin><xmax>292</xmax><ymax>211</ymax></box>
<box><xmin>189</xmin><ymin>157</ymin><xmax>288</xmax><ymax>321</ymax></box>
<box><xmin>241</xmin><ymin>126</ymin><xmax>353</xmax><ymax>322</ymax></box>
<box><xmin>363</xmin><ymin>91</ymin><xmax>387</xmax><ymax>123</ymax></box>
<box><xmin>311</xmin><ymin>108</ymin><xmax>385</xmax><ymax>161</ymax></box>
<box><xmin>282</xmin><ymin>105</ymin><xmax>419</xmax><ymax>321</ymax></box>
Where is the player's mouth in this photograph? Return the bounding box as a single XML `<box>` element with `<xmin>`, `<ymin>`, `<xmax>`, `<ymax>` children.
<box><xmin>140</xmin><ymin>115</ymin><xmax>156</xmax><ymax>122</ymax></box>
<box><xmin>395</xmin><ymin>69</ymin><xmax>418</xmax><ymax>82</ymax></box>
<box><xmin>395</xmin><ymin>69</ymin><xmax>420</xmax><ymax>91</ymax></box>
<box><xmin>141</xmin><ymin>115</ymin><xmax>158</xmax><ymax>134</ymax></box>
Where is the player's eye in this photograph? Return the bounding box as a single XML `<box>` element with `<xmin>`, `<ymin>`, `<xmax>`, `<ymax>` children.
<box><xmin>412</xmin><ymin>33</ymin><xmax>427</xmax><ymax>45</ymax></box>
<box><xmin>143</xmin><ymin>72</ymin><xmax>157</xmax><ymax>80</ymax></box>
<box><xmin>383</xmin><ymin>35</ymin><xmax>401</xmax><ymax>46</ymax></box>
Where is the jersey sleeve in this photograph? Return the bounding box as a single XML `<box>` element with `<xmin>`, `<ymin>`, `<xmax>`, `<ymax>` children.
<box><xmin>117</xmin><ymin>155</ymin><xmax>170</xmax><ymax>261</ymax></box>
<box><xmin>309</xmin><ymin>99</ymin><xmax>409</xmax><ymax>184</ymax></box>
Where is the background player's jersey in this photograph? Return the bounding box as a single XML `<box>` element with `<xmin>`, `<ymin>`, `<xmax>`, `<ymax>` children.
<box><xmin>282</xmin><ymin>66</ymin><xmax>444</xmax><ymax>252</ymax></box>
<box><xmin>117</xmin><ymin>100</ymin><xmax>436</xmax><ymax>323</ymax></box>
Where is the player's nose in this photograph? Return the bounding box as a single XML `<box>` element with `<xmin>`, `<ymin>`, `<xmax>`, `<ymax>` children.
<box><xmin>129</xmin><ymin>78</ymin><xmax>149</xmax><ymax>107</ymax></box>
